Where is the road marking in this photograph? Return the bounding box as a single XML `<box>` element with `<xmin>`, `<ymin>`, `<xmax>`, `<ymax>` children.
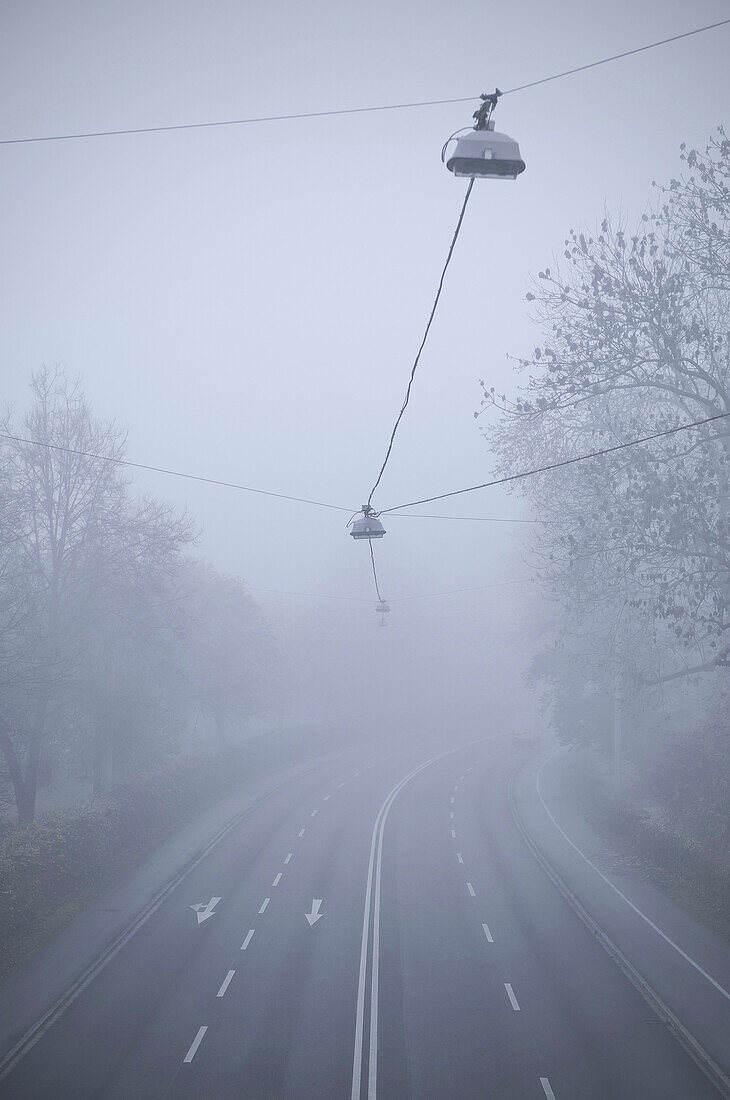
<box><xmin>476</xmin><ymin>759</ymin><xmax>481</xmax><ymax>764</ymax></box>
<box><xmin>456</xmin><ymin>852</ymin><xmax>464</xmax><ymax>863</ymax></box>
<box><xmin>310</xmin><ymin>809</ymin><xmax>318</xmax><ymax>817</ymax></box>
<box><xmin>467</xmin><ymin>882</ymin><xmax>476</xmax><ymax>897</ymax></box>
<box><xmin>482</xmin><ymin>922</ymin><xmax>494</xmax><ymax>943</ymax></box>
<box><xmin>324</xmin><ymin>794</ymin><xmax>331</xmax><ymax>801</ymax></box>
<box><xmin>272</xmin><ymin>873</ymin><xmax>282</xmax><ymax>887</ymax></box>
<box><xmin>258</xmin><ymin>897</ymin><xmax>270</xmax><ymax>914</ymax></box>
<box><xmin>504</xmin><ymin>983</ymin><xmax>520</xmax><ymax>1011</ymax></box>
<box><xmin>241</xmin><ymin>929</ymin><xmax>255</xmax><ymax>950</ymax></box>
<box><xmin>352</xmin><ymin>750</ymin><xmax>457</xmax><ymax>1100</ymax></box>
<box><xmin>352</xmin><ymin>772</ymin><xmax>360</xmax><ymax>778</ymax></box>
<box><xmin>450</xmin><ymin>797</ymin><xmax>455</xmax><ymax>804</ymax></box>
<box><xmin>540</xmin><ymin>1077</ymin><xmax>556</xmax><ymax>1099</ymax></box>
<box><xmin>449</xmin><ymin>811</ymin><xmax>454</xmax><ymax>819</ymax></box>
<box><xmin>454</xmin><ymin>784</ymin><xmax>459</xmax><ymax>792</ymax></box>
<box><xmin>183</xmin><ymin>1026</ymin><xmax>207</xmax><ymax>1063</ymax></box>
<box><xmin>284</xmin><ymin>852</ymin><xmax>293</xmax><ymax>864</ymax></box>
<box><xmin>451</xmin><ymin>829</ymin><xmax>456</xmax><ymax>839</ymax></box>
<box><xmin>536</xmin><ymin>759</ymin><xmax>730</xmax><ymax>1004</ymax></box>
<box><xmin>298</xmin><ymin>828</ymin><xmax>306</xmax><ymax>837</ymax></box>
<box><xmin>338</xmin><ymin>782</ymin><xmax>345</xmax><ymax>788</ymax></box>
<box><xmin>459</xmin><ymin>774</ymin><xmax>464</xmax><ymax>781</ymax></box>
<box><xmin>216</xmin><ymin>970</ymin><xmax>235</xmax><ymax>998</ymax></box>
<box><xmin>305</xmin><ymin>898</ymin><xmax>324</xmax><ymax>926</ymax></box>
<box><xmin>190</xmin><ymin>896</ymin><xmax>221</xmax><ymax>924</ymax></box>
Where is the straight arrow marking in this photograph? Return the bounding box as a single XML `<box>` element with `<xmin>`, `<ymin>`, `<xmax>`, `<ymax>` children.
<box><xmin>305</xmin><ymin>899</ymin><xmax>324</xmax><ymax>926</ymax></box>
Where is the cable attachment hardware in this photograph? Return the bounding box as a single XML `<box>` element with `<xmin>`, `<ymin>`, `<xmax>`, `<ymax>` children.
<box><xmin>473</xmin><ymin>89</ymin><xmax>502</xmax><ymax>131</ymax></box>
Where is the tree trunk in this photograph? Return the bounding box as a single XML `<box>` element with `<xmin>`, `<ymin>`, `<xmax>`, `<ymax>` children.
<box><xmin>0</xmin><ymin>725</ymin><xmax>40</xmax><ymax>824</ymax></box>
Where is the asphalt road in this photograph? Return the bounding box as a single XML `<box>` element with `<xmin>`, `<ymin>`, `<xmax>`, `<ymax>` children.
<box><xmin>2</xmin><ymin>737</ymin><xmax>728</xmax><ymax>1098</ymax></box>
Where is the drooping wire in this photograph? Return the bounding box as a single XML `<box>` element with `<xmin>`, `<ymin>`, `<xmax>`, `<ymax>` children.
<box><xmin>0</xmin><ymin>431</ymin><xmax>355</xmax><ymax>514</ymax></box>
<box><xmin>3</xmin><ymin>18</ymin><xmax>728</xmax><ymax>147</ymax></box>
<box><xmin>380</xmin><ymin>412</ymin><xmax>730</xmax><ymax>514</ymax></box>
<box><xmin>366</xmin><ymin>178</ymin><xmax>475</xmax><ymax>508</ymax></box>
<box><xmin>369</xmin><ymin>539</ymin><xmax>384</xmax><ymax>603</ymax></box>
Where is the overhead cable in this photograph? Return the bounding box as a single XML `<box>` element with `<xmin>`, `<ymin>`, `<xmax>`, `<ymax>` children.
<box><xmin>380</xmin><ymin>412</ymin><xmax>730</xmax><ymax>514</ymax></box>
<box><xmin>369</xmin><ymin>540</ymin><xmax>384</xmax><ymax>602</ymax></box>
<box><xmin>2</xmin><ymin>19</ymin><xmax>727</xmax><ymax>147</ymax></box>
<box><xmin>366</xmin><ymin>178</ymin><xmax>474</xmax><ymax>507</ymax></box>
<box><xmin>0</xmin><ymin>431</ymin><xmax>355</xmax><ymax>514</ymax></box>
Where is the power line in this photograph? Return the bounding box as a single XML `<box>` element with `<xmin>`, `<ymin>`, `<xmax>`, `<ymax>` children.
<box><xmin>0</xmin><ymin>432</ymin><xmax>355</xmax><ymax>514</ymax></box>
<box><xmin>367</xmin><ymin>178</ymin><xmax>474</xmax><ymax>506</ymax></box>
<box><xmin>392</xmin><ymin>578</ymin><xmax>531</xmax><ymax>601</ymax></box>
<box><xmin>380</xmin><ymin>412</ymin><xmax>730</xmax><ymax>514</ymax></box>
<box><xmin>2</xmin><ymin>19</ymin><xmax>727</xmax><ymax>147</ymax></box>
<box><xmin>387</xmin><ymin>511</ymin><xmax>540</xmax><ymax>523</ymax></box>
<box><xmin>369</xmin><ymin>539</ymin><xmax>384</xmax><ymax>603</ymax></box>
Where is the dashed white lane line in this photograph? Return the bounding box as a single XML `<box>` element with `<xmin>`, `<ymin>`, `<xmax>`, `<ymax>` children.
<box><xmin>482</xmin><ymin>922</ymin><xmax>494</xmax><ymax>943</ymax></box>
<box><xmin>241</xmin><ymin>929</ymin><xmax>255</xmax><ymax>950</ymax></box>
<box><xmin>324</xmin><ymin>794</ymin><xmax>331</xmax><ymax>801</ymax></box>
<box><xmin>272</xmin><ymin>873</ymin><xmax>282</xmax><ymax>887</ymax></box>
<box><xmin>183</xmin><ymin>1026</ymin><xmax>208</xmax><ymax>1063</ymax></box>
<box><xmin>504</xmin><ymin>983</ymin><xmax>520</xmax><ymax>1011</ymax></box>
<box><xmin>298</xmin><ymin>828</ymin><xmax>306</xmax><ymax>837</ymax></box>
<box><xmin>451</xmin><ymin>830</ymin><xmax>457</xmax><ymax>839</ymax></box>
<box><xmin>450</xmin><ymin>797</ymin><xmax>455</xmax><ymax>804</ymax></box>
<box><xmin>540</xmin><ymin>1077</ymin><xmax>556</xmax><ymax>1099</ymax></box>
<box><xmin>449</xmin><ymin>811</ymin><xmax>455</xmax><ymax>819</ymax></box>
<box><xmin>467</xmin><ymin>882</ymin><xmax>476</xmax><ymax>897</ymax></box>
<box><xmin>259</xmin><ymin>897</ymin><xmax>270</xmax><ymax>914</ymax></box>
<box><xmin>456</xmin><ymin>852</ymin><xmax>464</xmax><ymax>864</ymax></box>
<box><xmin>216</xmin><ymin>970</ymin><xmax>235</xmax><ymax>998</ymax></box>
<box><xmin>459</xmin><ymin>774</ymin><xmax>464</xmax><ymax>781</ymax></box>
<box><xmin>338</xmin><ymin>782</ymin><xmax>345</xmax><ymax>788</ymax></box>
<box><xmin>310</xmin><ymin>809</ymin><xmax>318</xmax><ymax>817</ymax></box>
<box><xmin>284</xmin><ymin>852</ymin><xmax>293</xmax><ymax>864</ymax></box>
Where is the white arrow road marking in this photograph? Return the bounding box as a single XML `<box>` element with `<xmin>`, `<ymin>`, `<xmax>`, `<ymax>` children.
<box><xmin>190</xmin><ymin>897</ymin><xmax>221</xmax><ymax>924</ymax></box>
<box><xmin>216</xmin><ymin>970</ymin><xmax>235</xmax><ymax>998</ymax></box>
<box><xmin>183</xmin><ymin>1026</ymin><xmax>207</xmax><ymax>1063</ymax></box>
<box><xmin>305</xmin><ymin>899</ymin><xmax>324</xmax><ymax>926</ymax></box>
<box><xmin>505</xmin><ymin>983</ymin><xmax>520</xmax><ymax>1011</ymax></box>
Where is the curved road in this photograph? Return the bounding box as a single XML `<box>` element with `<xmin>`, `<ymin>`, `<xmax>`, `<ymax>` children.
<box><xmin>1</xmin><ymin>737</ymin><xmax>728</xmax><ymax>1098</ymax></box>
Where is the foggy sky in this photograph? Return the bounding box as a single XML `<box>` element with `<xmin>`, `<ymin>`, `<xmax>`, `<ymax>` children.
<box><xmin>1</xmin><ymin>0</ymin><xmax>728</xmax><ymax>705</ymax></box>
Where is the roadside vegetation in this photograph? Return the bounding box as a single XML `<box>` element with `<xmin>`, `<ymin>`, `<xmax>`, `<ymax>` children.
<box><xmin>489</xmin><ymin>129</ymin><xmax>730</xmax><ymax>910</ymax></box>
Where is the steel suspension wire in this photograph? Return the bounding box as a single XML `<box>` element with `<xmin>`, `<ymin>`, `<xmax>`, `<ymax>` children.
<box><xmin>3</xmin><ymin>19</ymin><xmax>728</xmax><ymax>147</ymax></box>
<box><xmin>379</xmin><ymin>412</ymin><xmax>730</xmax><ymax>514</ymax></box>
<box><xmin>366</xmin><ymin>178</ymin><xmax>474</xmax><ymax>508</ymax></box>
<box><xmin>369</xmin><ymin>539</ymin><xmax>384</xmax><ymax>603</ymax></box>
<box><xmin>0</xmin><ymin>432</ymin><xmax>356</xmax><ymax>514</ymax></box>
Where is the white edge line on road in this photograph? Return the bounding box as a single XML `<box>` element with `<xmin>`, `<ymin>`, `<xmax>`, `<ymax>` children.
<box><xmin>467</xmin><ymin>882</ymin><xmax>476</xmax><ymax>897</ymax></box>
<box><xmin>536</xmin><ymin>759</ymin><xmax>730</xmax><ymax>1003</ymax></box>
<box><xmin>272</xmin><ymin>873</ymin><xmax>282</xmax><ymax>887</ymax></box>
<box><xmin>504</xmin><ymin>983</ymin><xmax>520</xmax><ymax>1011</ymax></box>
<box><xmin>216</xmin><ymin>970</ymin><xmax>235</xmax><ymax>998</ymax></box>
<box><xmin>259</xmin><ymin>897</ymin><xmax>270</xmax><ymax>914</ymax></box>
<box><xmin>456</xmin><ymin>853</ymin><xmax>464</xmax><ymax>863</ymax></box>
<box><xmin>183</xmin><ymin>1026</ymin><xmax>207</xmax><ymax>1063</ymax></box>
<box><xmin>482</xmin><ymin>922</ymin><xmax>494</xmax><ymax>943</ymax></box>
<box><xmin>241</xmin><ymin>929</ymin><xmax>255</xmax><ymax>950</ymax></box>
<box><xmin>540</xmin><ymin>1077</ymin><xmax>557</xmax><ymax>1099</ymax></box>
<box><xmin>284</xmin><ymin>852</ymin><xmax>293</xmax><ymax>864</ymax></box>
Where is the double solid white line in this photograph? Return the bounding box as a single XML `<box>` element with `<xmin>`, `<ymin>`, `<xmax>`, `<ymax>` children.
<box><xmin>350</xmin><ymin>750</ymin><xmax>451</xmax><ymax>1100</ymax></box>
